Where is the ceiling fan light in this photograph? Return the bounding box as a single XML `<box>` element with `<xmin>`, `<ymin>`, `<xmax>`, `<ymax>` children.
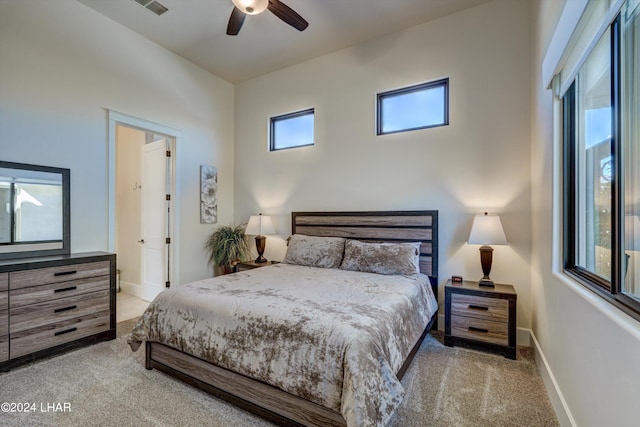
<box><xmin>231</xmin><ymin>0</ymin><xmax>268</xmax><ymax>15</ymax></box>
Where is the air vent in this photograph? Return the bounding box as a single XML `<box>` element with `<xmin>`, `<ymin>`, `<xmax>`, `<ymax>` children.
<box><xmin>134</xmin><ymin>0</ymin><xmax>168</xmax><ymax>16</ymax></box>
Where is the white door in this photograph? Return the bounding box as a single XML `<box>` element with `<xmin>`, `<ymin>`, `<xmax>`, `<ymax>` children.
<box><xmin>140</xmin><ymin>139</ymin><xmax>168</xmax><ymax>302</ymax></box>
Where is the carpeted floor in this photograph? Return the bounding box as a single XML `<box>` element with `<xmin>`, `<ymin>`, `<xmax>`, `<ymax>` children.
<box><xmin>0</xmin><ymin>319</ymin><xmax>559</xmax><ymax>427</ymax></box>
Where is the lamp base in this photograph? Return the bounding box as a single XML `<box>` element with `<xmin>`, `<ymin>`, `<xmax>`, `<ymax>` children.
<box><xmin>478</xmin><ymin>278</ymin><xmax>495</xmax><ymax>287</ymax></box>
<box><xmin>478</xmin><ymin>245</ymin><xmax>495</xmax><ymax>287</ymax></box>
<box><xmin>254</xmin><ymin>235</ymin><xmax>268</xmax><ymax>263</ymax></box>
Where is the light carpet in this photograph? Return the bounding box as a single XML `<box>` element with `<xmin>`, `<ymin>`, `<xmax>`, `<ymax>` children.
<box><xmin>0</xmin><ymin>319</ymin><xmax>559</xmax><ymax>426</ymax></box>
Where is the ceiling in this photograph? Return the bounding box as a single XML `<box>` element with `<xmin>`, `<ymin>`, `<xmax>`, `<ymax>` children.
<box><xmin>76</xmin><ymin>0</ymin><xmax>490</xmax><ymax>84</ymax></box>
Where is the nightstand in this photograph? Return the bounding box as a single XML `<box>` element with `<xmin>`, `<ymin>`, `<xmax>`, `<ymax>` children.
<box><xmin>233</xmin><ymin>260</ymin><xmax>279</xmax><ymax>272</ymax></box>
<box><xmin>444</xmin><ymin>280</ymin><xmax>517</xmax><ymax>359</ymax></box>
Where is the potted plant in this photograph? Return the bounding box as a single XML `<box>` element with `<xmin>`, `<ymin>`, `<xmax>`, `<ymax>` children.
<box><xmin>205</xmin><ymin>224</ymin><xmax>250</xmax><ymax>274</ymax></box>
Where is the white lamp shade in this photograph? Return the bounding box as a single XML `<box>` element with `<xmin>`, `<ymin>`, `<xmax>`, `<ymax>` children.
<box><xmin>625</xmin><ymin>215</ymin><xmax>640</xmax><ymax>251</ymax></box>
<box><xmin>468</xmin><ymin>213</ymin><xmax>508</xmax><ymax>245</ymax></box>
<box><xmin>232</xmin><ymin>0</ymin><xmax>268</xmax><ymax>15</ymax></box>
<box><xmin>245</xmin><ymin>214</ymin><xmax>275</xmax><ymax>236</ymax></box>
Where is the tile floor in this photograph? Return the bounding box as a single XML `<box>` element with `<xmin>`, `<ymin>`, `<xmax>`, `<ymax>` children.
<box><xmin>116</xmin><ymin>292</ymin><xmax>149</xmax><ymax>323</ymax></box>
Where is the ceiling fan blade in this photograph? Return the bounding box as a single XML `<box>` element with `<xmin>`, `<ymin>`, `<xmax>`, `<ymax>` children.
<box><xmin>226</xmin><ymin>7</ymin><xmax>246</xmax><ymax>35</ymax></box>
<box><xmin>267</xmin><ymin>0</ymin><xmax>308</xmax><ymax>31</ymax></box>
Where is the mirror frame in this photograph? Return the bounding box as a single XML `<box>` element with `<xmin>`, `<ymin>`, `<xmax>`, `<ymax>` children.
<box><xmin>0</xmin><ymin>160</ymin><xmax>70</xmax><ymax>260</ymax></box>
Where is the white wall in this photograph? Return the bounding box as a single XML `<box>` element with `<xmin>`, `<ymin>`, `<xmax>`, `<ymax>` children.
<box><xmin>235</xmin><ymin>0</ymin><xmax>533</xmax><ymax>334</ymax></box>
<box><xmin>0</xmin><ymin>0</ymin><xmax>235</xmax><ymax>284</ymax></box>
<box><xmin>115</xmin><ymin>125</ymin><xmax>144</xmax><ymax>292</ymax></box>
<box><xmin>531</xmin><ymin>1</ymin><xmax>640</xmax><ymax>426</ymax></box>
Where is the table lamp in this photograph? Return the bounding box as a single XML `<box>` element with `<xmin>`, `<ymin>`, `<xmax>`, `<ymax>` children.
<box><xmin>245</xmin><ymin>213</ymin><xmax>275</xmax><ymax>263</ymax></box>
<box><xmin>468</xmin><ymin>212</ymin><xmax>508</xmax><ymax>287</ymax></box>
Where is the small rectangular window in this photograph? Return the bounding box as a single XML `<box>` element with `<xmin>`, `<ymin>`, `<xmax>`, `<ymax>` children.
<box><xmin>269</xmin><ymin>108</ymin><xmax>314</xmax><ymax>151</ymax></box>
<box><xmin>377</xmin><ymin>78</ymin><xmax>449</xmax><ymax>135</ymax></box>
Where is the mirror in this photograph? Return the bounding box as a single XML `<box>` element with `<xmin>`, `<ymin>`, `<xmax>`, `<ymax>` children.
<box><xmin>0</xmin><ymin>161</ymin><xmax>70</xmax><ymax>260</ymax></box>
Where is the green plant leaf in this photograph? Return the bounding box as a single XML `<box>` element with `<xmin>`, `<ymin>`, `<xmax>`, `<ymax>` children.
<box><xmin>204</xmin><ymin>223</ymin><xmax>250</xmax><ymax>269</ymax></box>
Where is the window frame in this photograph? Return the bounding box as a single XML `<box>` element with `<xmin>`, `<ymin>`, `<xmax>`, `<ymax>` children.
<box><xmin>562</xmin><ymin>13</ymin><xmax>640</xmax><ymax>321</ymax></box>
<box><xmin>269</xmin><ymin>108</ymin><xmax>315</xmax><ymax>152</ymax></box>
<box><xmin>376</xmin><ymin>78</ymin><xmax>449</xmax><ymax>136</ymax></box>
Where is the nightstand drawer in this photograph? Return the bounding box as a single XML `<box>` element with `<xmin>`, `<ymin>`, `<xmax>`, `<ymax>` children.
<box><xmin>451</xmin><ymin>315</ymin><xmax>508</xmax><ymax>346</ymax></box>
<box><xmin>451</xmin><ymin>293</ymin><xmax>508</xmax><ymax>322</ymax></box>
<box><xmin>0</xmin><ymin>273</ymin><xmax>7</xmax><ymax>292</ymax></box>
<box><xmin>0</xmin><ymin>291</ymin><xmax>7</xmax><ymax>310</ymax></box>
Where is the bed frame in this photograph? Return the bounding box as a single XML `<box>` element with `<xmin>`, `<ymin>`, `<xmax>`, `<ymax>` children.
<box><xmin>145</xmin><ymin>210</ymin><xmax>438</xmax><ymax>427</ymax></box>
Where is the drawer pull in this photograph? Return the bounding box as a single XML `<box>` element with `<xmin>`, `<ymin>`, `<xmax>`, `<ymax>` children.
<box><xmin>54</xmin><ymin>270</ymin><xmax>77</xmax><ymax>277</ymax></box>
<box><xmin>54</xmin><ymin>286</ymin><xmax>77</xmax><ymax>293</ymax></box>
<box><xmin>468</xmin><ymin>326</ymin><xmax>489</xmax><ymax>333</ymax></box>
<box><xmin>54</xmin><ymin>327</ymin><xmax>77</xmax><ymax>336</ymax></box>
<box><xmin>468</xmin><ymin>304</ymin><xmax>489</xmax><ymax>311</ymax></box>
<box><xmin>54</xmin><ymin>305</ymin><xmax>77</xmax><ymax>313</ymax></box>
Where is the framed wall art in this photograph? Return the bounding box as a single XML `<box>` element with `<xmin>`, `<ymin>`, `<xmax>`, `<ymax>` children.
<box><xmin>200</xmin><ymin>165</ymin><xmax>217</xmax><ymax>224</ymax></box>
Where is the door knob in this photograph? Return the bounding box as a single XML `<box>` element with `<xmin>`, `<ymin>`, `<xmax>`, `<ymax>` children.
<box><xmin>138</xmin><ymin>239</ymin><xmax>145</xmax><ymax>244</ymax></box>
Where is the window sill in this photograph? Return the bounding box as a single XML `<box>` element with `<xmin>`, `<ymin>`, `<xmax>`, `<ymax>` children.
<box><xmin>552</xmin><ymin>270</ymin><xmax>640</xmax><ymax>337</ymax></box>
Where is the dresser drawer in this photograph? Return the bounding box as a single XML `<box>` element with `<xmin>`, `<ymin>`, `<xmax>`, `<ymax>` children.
<box><xmin>10</xmin><ymin>276</ymin><xmax>110</xmax><ymax>308</ymax></box>
<box><xmin>451</xmin><ymin>293</ymin><xmax>508</xmax><ymax>322</ymax></box>
<box><xmin>0</xmin><ymin>291</ymin><xmax>7</xmax><ymax>310</ymax></box>
<box><xmin>9</xmin><ymin>261</ymin><xmax>110</xmax><ymax>290</ymax></box>
<box><xmin>0</xmin><ymin>309</ymin><xmax>7</xmax><ymax>337</ymax></box>
<box><xmin>10</xmin><ymin>290</ymin><xmax>110</xmax><ymax>334</ymax></box>
<box><xmin>0</xmin><ymin>273</ymin><xmax>7</xmax><ymax>292</ymax></box>
<box><xmin>10</xmin><ymin>311</ymin><xmax>110</xmax><ymax>359</ymax></box>
<box><xmin>451</xmin><ymin>315</ymin><xmax>508</xmax><ymax>346</ymax></box>
<box><xmin>0</xmin><ymin>335</ymin><xmax>8</xmax><ymax>362</ymax></box>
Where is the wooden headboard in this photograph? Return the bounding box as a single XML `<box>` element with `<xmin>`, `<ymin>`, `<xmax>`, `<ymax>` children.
<box><xmin>291</xmin><ymin>210</ymin><xmax>438</xmax><ymax>301</ymax></box>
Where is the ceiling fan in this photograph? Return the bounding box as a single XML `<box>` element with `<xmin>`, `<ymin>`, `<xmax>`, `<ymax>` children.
<box><xmin>227</xmin><ymin>0</ymin><xmax>309</xmax><ymax>35</ymax></box>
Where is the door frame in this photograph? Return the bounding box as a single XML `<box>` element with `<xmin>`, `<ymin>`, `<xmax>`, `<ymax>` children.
<box><xmin>106</xmin><ymin>109</ymin><xmax>180</xmax><ymax>290</ymax></box>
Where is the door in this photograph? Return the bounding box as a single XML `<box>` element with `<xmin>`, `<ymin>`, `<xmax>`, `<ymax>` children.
<box><xmin>140</xmin><ymin>139</ymin><xmax>169</xmax><ymax>302</ymax></box>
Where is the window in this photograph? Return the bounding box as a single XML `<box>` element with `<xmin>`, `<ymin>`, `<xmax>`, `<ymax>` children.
<box><xmin>376</xmin><ymin>78</ymin><xmax>449</xmax><ymax>135</ymax></box>
<box><xmin>269</xmin><ymin>108</ymin><xmax>314</xmax><ymax>151</ymax></box>
<box><xmin>562</xmin><ymin>0</ymin><xmax>640</xmax><ymax>318</ymax></box>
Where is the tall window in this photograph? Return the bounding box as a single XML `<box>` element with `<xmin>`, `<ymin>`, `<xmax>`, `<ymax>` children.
<box><xmin>269</xmin><ymin>108</ymin><xmax>314</xmax><ymax>151</ymax></box>
<box><xmin>563</xmin><ymin>0</ymin><xmax>640</xmax><ymax>318</ymax></box>
<box><xmin>621</xmin><ymin>0</ymin><xmax>640</xmax><ymax>302</ymax></box>
<box><xmin>376</xmin><ymin>78</ymin><xmax>449</xmax><ymax>135</ymax></box>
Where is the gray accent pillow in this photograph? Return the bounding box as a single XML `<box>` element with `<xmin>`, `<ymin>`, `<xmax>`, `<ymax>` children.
<box><xmin>283</xmin><ymin>234</ymin><xmax>346</xmax><ymax>268</ymax></box>
<box><xmin>340</xmin><ymin>240</ymin><xmax>420</xmax><ymax>276</ymax></box>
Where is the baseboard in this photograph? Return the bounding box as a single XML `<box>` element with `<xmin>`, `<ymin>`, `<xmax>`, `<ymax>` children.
<box><xmin>529</xmin><ymin>330</ymin><xmax>576</xmax><ymax>427</ymax></box>
<box><xmin>120</xmin><ymin>281</ymin><xmax>142</xmax><ymax>298</ymax></box>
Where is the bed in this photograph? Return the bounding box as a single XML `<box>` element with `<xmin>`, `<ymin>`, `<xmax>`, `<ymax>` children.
<box><xmin>128</xmin><ymin>210</ymin><xmax>439</xmax><ymax>427</ymax></box>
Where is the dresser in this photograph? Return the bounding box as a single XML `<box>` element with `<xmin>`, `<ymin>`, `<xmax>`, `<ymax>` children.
<box><xmin>0</xmin><ymin>252</ymin><xmax>116</xmax><ymax>370</ymax></box>
<box><xmin>444</xmin><ymin>279</ymin><xmax>517</xmax><ymax>359</ymax></box>
<box><xmin>0</xmin><ymin>272</ymin><xmax>8</xmax><ymax>363</ymax></box>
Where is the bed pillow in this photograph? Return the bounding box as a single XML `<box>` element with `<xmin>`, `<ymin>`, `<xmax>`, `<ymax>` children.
<box><xmin>283</xmin><ymin>234</ymin><xmax>346</xmax><ymax>268</ymax></box>
<box><xmin>340</xmin><ymin>240</ymin><xmax>421</xmax><ymax>276</ymax></box>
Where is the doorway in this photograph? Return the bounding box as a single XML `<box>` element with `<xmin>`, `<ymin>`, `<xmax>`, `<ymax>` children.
<box><xmin>107</xmin><ymin>110</ymin><xmax>179</xmax><ymax>307</ymax></box>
